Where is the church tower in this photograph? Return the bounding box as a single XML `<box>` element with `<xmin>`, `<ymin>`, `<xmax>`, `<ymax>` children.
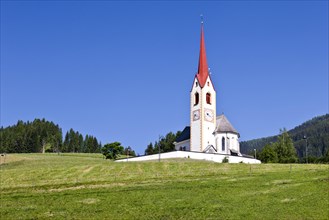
<box><xmin>190</xmin><ymin>23</ymin><xmax>216</xmax><ymax>152</ymax></box>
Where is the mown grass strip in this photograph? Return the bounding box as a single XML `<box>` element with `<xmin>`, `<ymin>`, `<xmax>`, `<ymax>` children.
<box><xmin>0</xmin><ymin>154</ymin><xmax>328</xmax><ymax>219</ymax></box>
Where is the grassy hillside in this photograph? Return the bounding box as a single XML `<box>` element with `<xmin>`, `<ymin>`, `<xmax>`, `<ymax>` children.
<box><xmin>240</xmin><ymin>114</ymin><xmax>329</xmax><ymax>158</ymax></box>
<box><xmin>1</xmin><ymin>154</ymin><xmax>328</xmax><ymax>219</ymax></box>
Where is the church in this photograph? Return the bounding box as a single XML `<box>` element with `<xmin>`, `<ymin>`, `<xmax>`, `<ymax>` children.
<box><xmin>174</xmin><ymin>22</ymin><xmax>242</xmax><ymax>157</ymax></box>
<box><xmin>117</xmin><ymin>22</ymin><xmax>260</xmax><ymax>163</ymax></box>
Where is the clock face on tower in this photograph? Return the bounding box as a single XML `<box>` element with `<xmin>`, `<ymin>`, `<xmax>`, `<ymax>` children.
<box><xmin>193</xmin><ymin>110</ymin><xmax>200</xmax><ymax>121</ymax></box>
<box><xmin>204</xmin><ymin>109</ymin><xmax>214</xmax><ymax>122</ymax></box>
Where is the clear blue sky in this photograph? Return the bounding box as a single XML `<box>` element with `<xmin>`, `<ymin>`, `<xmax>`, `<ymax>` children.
<box><xmin>1</xmin><ymin>1</ymin><xmax>328</xmax><ymax>154</ymax></box>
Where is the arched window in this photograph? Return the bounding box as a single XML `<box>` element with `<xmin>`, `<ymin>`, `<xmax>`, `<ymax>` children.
<box><xmin>194</xmin><ymin>92</ymin><xmax>199</xmax><ymax>105</ymax></box>
<box><xmin>222</xmin><ymin>137</ymin><xmax>225</xmax><ymax>151</ymax></box>
<box><xmin>206</xmin><ymin>93</ymin><xmax>211</xmax><ymax>104</ymax></box>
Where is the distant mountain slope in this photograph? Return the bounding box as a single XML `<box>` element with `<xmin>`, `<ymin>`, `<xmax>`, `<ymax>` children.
<box><xmin>240</xmin><ymin>114</ymin><xmax>329</xmax><ymax>158</ymax></box>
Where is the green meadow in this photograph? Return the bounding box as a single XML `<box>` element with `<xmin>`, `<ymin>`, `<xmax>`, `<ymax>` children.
<box><xmin>0</xmin><ymin>154</ymin><xmax>328</xmax><ymax>219</ymax></box>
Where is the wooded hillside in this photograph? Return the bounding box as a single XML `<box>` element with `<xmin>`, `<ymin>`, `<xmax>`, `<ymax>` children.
<box><xmin>0</xmin><ymin>119</ymin><xmax>101</xmax><ymax>153</ymax></box>
<box><xmin>240</xmin><ymin>114</ymin><xmax>329</xmax><ymax>158</ymax></box>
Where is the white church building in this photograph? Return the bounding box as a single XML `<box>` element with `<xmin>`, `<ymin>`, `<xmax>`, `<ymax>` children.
<box><xmin>117</xmin><ymin>22</ymin><xmax>260</xmax><ymax>164</ymax></box>
<box><xmin>174</xmin><ymin>23</ymin><xmax>241</xmax><ymax>157</ymax></box>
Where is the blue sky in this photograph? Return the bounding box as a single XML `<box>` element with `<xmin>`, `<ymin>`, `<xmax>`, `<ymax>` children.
<box><xmin>1</xmin><ymin>1</ymin><xmax>328</xmax><ymax>154</ymax></box>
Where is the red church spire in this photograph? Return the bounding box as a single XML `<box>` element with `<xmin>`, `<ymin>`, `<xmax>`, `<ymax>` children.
<box><xmin>196</xmin><ymin>22</ymin><xmax>209</xmax><ymax>88</ymax></box>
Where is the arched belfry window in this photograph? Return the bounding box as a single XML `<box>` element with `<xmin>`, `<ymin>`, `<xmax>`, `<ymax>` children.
<box><xmin>206</xmin><ymin>93</ymin><xmax>211</xmax><ymax>104</ymax></box>
<box><xmin>194</xmin><ymin>92</ymin><xmax>199</xmax><ymax>106</ymax></box>
<box><xmin>222</xmin><ymin>137</ymin><xmax>225</xmax><ymax>151</ymax></box>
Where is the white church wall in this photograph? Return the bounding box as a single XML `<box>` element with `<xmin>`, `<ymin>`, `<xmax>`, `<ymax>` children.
<box><xmin>200</xmin><ymin>77</ymin><xmax>216</xmax><ymax>151</ymax></box>
<box><xmin>190</xmin><ymin>78</ymin><xmax>202</xmax><ymax>152</ymax></box>
<box><xmin>190</xmin><ymin>120</ymin><xmax>200</xmax><ymax>152</ymax></box>
<box><xmin>237</xmin><ymin>141</ymin><xmax>240</xmax><ymax>153</ymax></box>
<box><xmin>116</xmin><ymin>151</ymin><xmax>261</xmax><ymax>164</ymax></box>
<box><xmin>226</xmin><ymin>133</ymin><xmax>239</xmax><ymax>152</ymax></box>
<box><xmin>214</xmin><ymin>132</ymin><xmax>240</xmax><ymax>154</ymax></box>
<box><xmin>174</xmin><ymin>139</ymin><xmax>190</xmax><ymax>151</ymax></box>
<box><xmin>215</xmin><ymin>133</ymin><xmax>227</xmax><ymax>154</ymax></box>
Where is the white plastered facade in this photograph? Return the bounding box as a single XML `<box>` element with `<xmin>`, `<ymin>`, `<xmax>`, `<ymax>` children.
<box><xmin>214</xmin><ymin>132</ymin><xmax>240</xmax><ymax>155</ymax></box>
<box><xmin>190</xmin><ymin>76</ymin><xmax>216</xmax><ymax>152</ymax></box>
<box><xmin>175</xmin><ymin>139</ymin><xmax>191</xmax><ymax>152</ymax></box>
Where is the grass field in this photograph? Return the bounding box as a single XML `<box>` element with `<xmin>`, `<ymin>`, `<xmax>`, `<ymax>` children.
<box><xmin>0</xmin><ymin>154</ymin><xmax>328</xmax><ymax>219</ymax></box>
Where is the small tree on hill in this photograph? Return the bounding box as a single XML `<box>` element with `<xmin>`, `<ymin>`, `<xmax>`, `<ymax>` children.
<box><xmin>258</xmin><ymin>143</ymin><xmax>278</xmax><ymax>163</ymax></box>
<box><xmin>145</xmin><ymin>142</ymin><xmax>154</xmax><ymax>155</ymax></box>
<box><xmin>102</xmin><ymin>142</ymin><xmax>124</xmax><ymax>160</ymax></box>
<box><xmin>124</xmin><ymin>146</ymin><xmax>136</xmax><ymax>157</ymax></box>
<box><xmin>274</xmin><ymin>129</ymin><xmax>298</xmax><ymax>163</ymax></box>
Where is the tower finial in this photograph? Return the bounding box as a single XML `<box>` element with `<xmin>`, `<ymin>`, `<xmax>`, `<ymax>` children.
<box><xmin>200</xmin><ymin>14</ymin><xmax>204</xmax><ymax>24</ymax></box>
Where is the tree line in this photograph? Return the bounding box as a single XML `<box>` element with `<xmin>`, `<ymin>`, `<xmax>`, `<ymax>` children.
<box><xmin>257</xmin><ymin>129</ymin><xmax>329</xmax><ymax>163</ymax></box>
<box><xmin>62</xmin><ymin>129</ymin><xmax>101</xmax><ymax>153</ymax></box>
<box><xmin>144</xmin><ymin>131</ymin><xmax>181</xmax><ymax>155</ymax></box>
<box><xmin>0</xmin><ymin>119</ymin><xmax>102</xmax><ymax>153</ymax></box>
<box><xmin>241</xmin><ymin>114</ymin><xmax>329</xmax><ymax>161</ymax></box>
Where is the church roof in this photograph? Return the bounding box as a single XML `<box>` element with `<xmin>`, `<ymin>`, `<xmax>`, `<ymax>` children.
<box><xmin>196</xmin><ymin>23</ymin><xmax>209</xmax><ymax>88</ymax></box>
<box><xmin>175</xmin><ymin>126</ymin><xmax>190</xmax><ymax>143</ymax></box>
<box><xmin>215</xmin><ymin>114</ymin><xmax>239</xmax><ymax>135</ymax></box>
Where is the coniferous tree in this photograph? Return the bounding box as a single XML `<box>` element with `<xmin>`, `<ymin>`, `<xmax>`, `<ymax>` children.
<box><xmin>78</xmin><ymin>134</ymin><xmax>84</xmax><ymax>152</ymax></box>
<box><xmin>144</xmin><ymin>130</ymin><xmax>182</xmax><ymax>155</ymax></box>
<box><xmin>145</xmin><ymin>143</ymin><xmax>154</xmax><ymax>155</ymax></box>
<box><xmin>274</xmin><ymin>129</ymin><xmax>298</xmax><ymax>163</ymax></box>
<box><xmin>63</xmin><ymin>132</ymin><xmax>69</xmax><ymax>152</ymax></box>
<box><xmin>258</xmin><ymin>143</ymin><xmax>278</xmax><ymax>163</ymax></box>
<box><xmin>93</xmin><ymin>137</ymin><xmax>99</xmax><ymax>153</ymax></box>
<box><xmin>124</xmin><ymin>146</ymin><xmax>136</xmax><ymax>157</ymax></box>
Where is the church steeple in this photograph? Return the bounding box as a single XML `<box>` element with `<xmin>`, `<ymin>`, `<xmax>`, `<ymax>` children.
<box><xmin>196</xmin><ymin>23</ymin><xmax>209</xmax><ymax>88</ymax></box>
<box><xmin>190</xmin><ymin>20</ymin><xmax>216</xmax><ymax>152</ymax></box>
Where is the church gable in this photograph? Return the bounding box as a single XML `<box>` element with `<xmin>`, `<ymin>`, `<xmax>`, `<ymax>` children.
<box><xmin>204</xmin><ymin>75</ymin><xmax>216</xmax><ymax>91</ymax></box>
<box><xmin>203</xmin><ymin>145</ymin><xmax>217</xmax><ymax>154</ymax></box>
<box><xmin>190</xmin><ymin>76</ymin><xmax>202</xmax><ymax>92</ymax></box>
